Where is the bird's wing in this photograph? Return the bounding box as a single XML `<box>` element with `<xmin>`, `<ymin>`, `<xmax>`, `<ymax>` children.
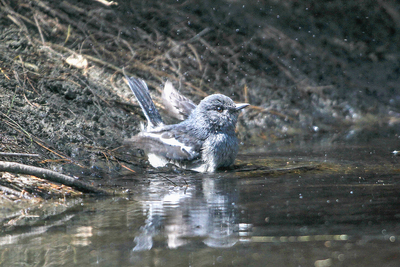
<box><xmin>125</xmin><ymin>129</ymin><xmax>201</xmax><ymax>161</ymax></box>
<box><xmin>125</xmin><ymin>76</ymin><xmax>164</xmax><ymax>128</ymax></box>
<box><xmin>162</xmin><ymin>81</ymin><xmax>197</xmax><ymax>120</ymax></box>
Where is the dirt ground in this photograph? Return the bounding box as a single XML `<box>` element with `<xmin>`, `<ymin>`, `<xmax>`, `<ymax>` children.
<box><xmin>0</xmin><ymin>0</ymin><xmax>400</xmax><ymax>196</ymax></box>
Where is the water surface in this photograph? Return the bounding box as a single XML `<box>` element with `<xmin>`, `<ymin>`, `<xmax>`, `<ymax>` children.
<box><xmin>1</xmin><ymin>138</ymin><xmax>400</xmax><ymax>266</ymax></box>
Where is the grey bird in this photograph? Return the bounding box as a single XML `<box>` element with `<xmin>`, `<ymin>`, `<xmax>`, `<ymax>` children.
<box><xmin>125</xmin><ymin>76</ymin><xmax>249</xmax><ymax>173</ymax></box>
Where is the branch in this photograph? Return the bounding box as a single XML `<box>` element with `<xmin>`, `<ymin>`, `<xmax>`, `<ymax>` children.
<box><xmin>0</xmin><ymin>152</ymin><xmax>40</xmax><ymax>157</ymax></box>
<box><xmin>0</xmin><ymin>161</ymin><xmax>109</xmax><ymax>195</ymax></box>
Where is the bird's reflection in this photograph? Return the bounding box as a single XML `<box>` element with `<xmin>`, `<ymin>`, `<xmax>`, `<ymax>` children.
<box><xmin>131</xmin><ymin>176</ymin><xmax>240</xmax><ymax>251</ymax></box>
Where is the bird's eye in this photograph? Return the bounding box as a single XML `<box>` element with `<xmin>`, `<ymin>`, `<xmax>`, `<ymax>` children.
<box><xmin>215</xmin><ymin>106</ymin><xmax>223</xmax><ymax>113</ymax></box>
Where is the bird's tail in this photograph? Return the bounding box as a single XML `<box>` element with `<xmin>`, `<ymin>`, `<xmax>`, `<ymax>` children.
<box><xmin>125</xmin><ymin>76</ymin><xmax>163</xmax><ymax>128</ymax></box>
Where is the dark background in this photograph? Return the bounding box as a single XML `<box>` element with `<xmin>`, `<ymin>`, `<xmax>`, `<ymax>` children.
<box><xmin>0</xmin><ymin>0</ymin><xmax>399</xmax><ymax>174</ymax></box>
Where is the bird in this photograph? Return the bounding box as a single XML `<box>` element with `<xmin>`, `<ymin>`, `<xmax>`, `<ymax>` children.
<box><xmin>124</xmin><ymin>76</ymin><xmax>249</xmax><ymax>173</ymax></box>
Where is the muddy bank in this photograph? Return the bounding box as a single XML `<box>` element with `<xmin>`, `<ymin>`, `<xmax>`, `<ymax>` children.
<box><xmin>0</xmin><ymin>0</ymin><xmax>399</xmax><ymax>197</ymax></box>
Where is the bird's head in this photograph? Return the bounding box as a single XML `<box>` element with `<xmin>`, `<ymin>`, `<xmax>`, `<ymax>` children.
<box><xmin>191</xmin><ymin>94</ymin><xmax>249</xmax><ymax>133</ymax></box>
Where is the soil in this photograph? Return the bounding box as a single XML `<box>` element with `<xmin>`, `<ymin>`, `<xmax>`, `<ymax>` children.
<box><xmin>0</xmin><ymin>0</ymin><xmax>400</xmax><ymax>196</ymax></box>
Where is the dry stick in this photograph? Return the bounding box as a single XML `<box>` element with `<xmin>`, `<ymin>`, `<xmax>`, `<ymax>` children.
<box><xmin>247</xmin><ymin>104</ymin><xmax>294</xmax><ymax>121</ymax></box>
<box><xmin>149</xmin><ymin>27</ymin><xmax>212</xmax><ymax>64</ymax></box>
<box><xmin>43</xmin><ymin>40</ymin><xmax>206</xmax><ymax>97</ymax></box>
<box><xmin>0</xmin><ymin>186</ymin><xmax>34</xmax><ymax>200</ymax></box>
<box><xmin>32</xmin><ymin>0</ymin><xmax>87</xmax><ymax>35</ymax></box>
<box><xmin>0</xmin><ymin>161</ymin><xmax>109</xmax><ymax>194</ymax></box>
<box><xmin>0</xmin><ymin>152</ymin><xmax>39</xmax><ymax>157</ymax></box>
<box><xmin>33</xmin><ymin>14</ymin><xmax>45</xmax><ymax>46</ymax></box>
<box><xmin>244</xmin><ymin>84</ymin><xmax>249</xmax><ymax>103</ymax></box>
<box><xmin>0</xmin><ymin>112</ymin><xmax>32</xmax><ymax>142</ymax></box>
<box><xmin>1</xmin><ymin>0</ymin><xmax>35</xmax><ymax>25</ymax></box>
<box><xmin>46</xmin><ymin>41</ymin><xmax>173</xmax><ymax>83</ymax></box>
<box><xmin>2</xmin><ymin>4</ymin><xmax>33</xmax><ymax>44</ymax></box>
<box><xmin>0</xmin><ymin>185</ymin><xmax>25</xmax><ymax>197</ymax></box>
<box><xmin>49</xmin><ymin>42</ymin><xmax>167</xmax><ymax>92</ymax></box>
<box><xmin>187</xmin><ymin>43</ymin><xmax>203</xmax><ymax>71</ymax></box>
<box><xmin>0</xmin><ymin>112</ymin><xmax>83</xmax><ymax>168</ymax></box>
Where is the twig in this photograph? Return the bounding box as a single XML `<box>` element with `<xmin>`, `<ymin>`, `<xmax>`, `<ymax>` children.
<box><xmin>0</xmin><ymin>185</ymin><xmax>26</xmax><ymax>198</ymax></box>
<box><xmin>0</xmin><ymin>152</ymin><xmax>40</xmax><ymax>157</ymax></box>
<box><xmin>33</xmin><ymin>14</ymin><xmax>45</xmax><ymax>46</ymax></box>
<box><xmin>120</xmin><ymin>163</ymin><xmax>136</xmax><ymax>173</ymax></box>
<box><xmin>4</xmin><ymin>9</ymin><xmax>32</xmax><ymax>43</ymax></box>
<box><xmin>187</xmin><ymin>27</ymin><xmax>212</xmax><ymax>43</ymax></box>
<box><xmin>187</xmin><ymin>43</ymin><xmax>202</xmax><ymax>71</ymax></box>
<box><xmin>159</xmin><ymin>174</ymin><xmax>177</xmax><ymax>186</ymax></box>
<box><xmin>0</xmin><ymin>161</ymin><xmax>109</xmax><ymax>194</ymax></box>
<box><xmin>244</xmin><ymin>84</ymin><xmax>249</xmax><ymax>103</ymax></box>
<box><xmin>64</xmin><ymin>24</ymin><xmax>72</xmax><ymax>44</ymax></box>
<box><xmin>0</xmin><ymin>111</ymin><xmax>32</xmax><ymax>142</ymax></box>
<box><xmin>0</xmin><ymin>112</ymin><xmax>88</xmax><ymax>168</ymax></box>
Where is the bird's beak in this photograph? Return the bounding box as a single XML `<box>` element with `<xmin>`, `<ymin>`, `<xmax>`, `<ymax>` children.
<box><xmin>235</xmin><ymin>103</ymin><xmax>249</xmax><ymax>111</ymax></box>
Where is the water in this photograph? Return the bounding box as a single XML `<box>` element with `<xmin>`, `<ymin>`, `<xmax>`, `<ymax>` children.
<box><xmin>1</xmin><ymin>138</ymin><xmax>400</xmax><ymax>266</ymax></box>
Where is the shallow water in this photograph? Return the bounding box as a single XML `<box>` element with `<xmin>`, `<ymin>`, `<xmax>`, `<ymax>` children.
<box><xmin>1</xmin><ymin>137</ymin><xmax>400</xmax><ymax>266</ymax></box>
